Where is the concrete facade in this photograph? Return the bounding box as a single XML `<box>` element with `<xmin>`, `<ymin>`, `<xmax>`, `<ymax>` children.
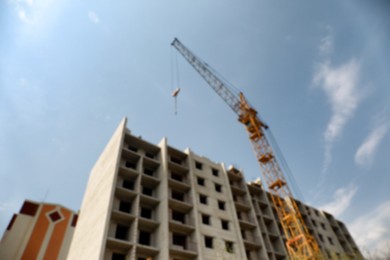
<box><xmin>0</xmin><ymin>200</ymin><xmax>77</xmax><ymax>260</ymax></box>
<box><xmin>67</xmin><ymin>118</ymin><xmax>363</xmax><ymax>260</ymax></box>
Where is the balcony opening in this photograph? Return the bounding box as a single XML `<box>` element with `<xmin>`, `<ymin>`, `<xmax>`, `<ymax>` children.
<box><xmin>199</xmin><ymin>194</ymin><xmax>207</xmax><ymax>205</ymax></box>
<box><xmin>119</xmin><ymin>201</ymin><xmax>132</xmax><ymax>213</ymax></box>
<box><xmin>172</xmin><ymin>233</ymin><xmax>187</xmax><ymax>249</ymax></box>
<box><xmin>142</xmin><ymin>187</ymin><xmax>153</xmax><ymax>197</ymax></box>
<box><xmin>171</xmin><ymin>172</ymin><xmax>183</xmax><ymax>182</ymax></box>
<box><xmin>241</xmin><ymin>229</ymin><xmax>246</xmax><ymax>239</ymax></box>
<box><xmin>123</xmin><ymin>180</ymin><xmax>134</xmax><ymax>190</ymax></box>
<box><xmin>237</xmin><ymin>211</ymin><xmax>242</xmax><ymax>220</ymax></box>
<box><xmin>141</xmin><ymin>207</ymin><xmax>152</xmax><ymax>219</ymax></box>
<box><xmin>204</xmin><ymin>236</ymin><xmax>213</xmax><ymax>248</ymax></box>
<box><xmin>171</xmin><ymin>156</ymin><xmax>182</xmax><ymax>165</ymax></box>
<box><xmin>202</xmin><ymin>214</ymin><xmax>210</xmax><ymax>225</ymax></box>
<box><xmin>112</xmin><ymin>253</ymin><xmax>126</xmax><ymax>260</ymax></box>
<box><xmin>138</xmin><ymin>230</ymin><xmax>152</xmax><ymax>246</ymax></box>
<box><xmin>125</xmin><ymin>161</ymin><xmax>137</xmax><ymax>169</ymax></box>
<box><xmin>197</xmin><ymin>177</ymin><xmax>205</xmax><ymax>186</ymax></box>
<box><xmin>115</xmin><ymin>224</ymin><xmax>129</xmax><ymax>240</ymax></box>
<box><xmin>128</xmin><ymin>145</ymin><xmax>138</xmax><ymax>152</ymax></box>
<box><xmin>212</xmin><ymin>168</ymin><xmax>219</xmax><ymax>177</ymax></box>
<box><xmin>195</xmin><ymin>161</ymin><xmax>203</xmax><ymax>170</ymax></box>
<box><xmin>218</xmin><ymin>201</ymin><xmax>225</xmax><ymax>210</ymax></box>
<box><xmin>172</xmin><ymin>210</ymin><xmax>185</xmax><ymax>224</ymax></box>
<box><xmin>221</xmin><ymin>220</ymin><xmax>229</xmax><ymax>230</ymax></box>
<box><xmin>246</xmin><ymin>250</ymin><xmax>252</xmax><ymax>260</ymax></box>
<box><xmin>143</xmin><ymin>168</ymin><xmax>155</xmax><ymax>177</ymax></box>
<box><xmin>172</xmin><ymin>190</ymin><xmax>185</xmax><ymax>201</ymax></box>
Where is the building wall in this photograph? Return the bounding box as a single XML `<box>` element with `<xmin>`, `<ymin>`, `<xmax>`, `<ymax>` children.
<box><xmin>67</xmin><ymin>118</ymin><xmax>127</xmax><ymax>260</ymax></box>
<box><xmin>0</xmin><ymin>200</ymin><xmax>77</xmax><ymax>260</ymax></box>
<box><xmin>67</xmin><ymin>120</ymin><xmax>363</xmax><ymax>260</ymax></box>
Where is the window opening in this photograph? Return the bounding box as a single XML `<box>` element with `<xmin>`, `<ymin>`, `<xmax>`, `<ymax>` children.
<box><xmin>115</xmin><ymin>225</ymin><xmax>129</xmax><ymax>240</ymax></box>
<box><xmin>204</xmin><ymin>236</ymin><xmax>213</xmax><ymax>248</ymax></box>
<box><xmin>119</xmin><ymin>201</ymin><xmax>132</xmax><ymax>213</ymax></box>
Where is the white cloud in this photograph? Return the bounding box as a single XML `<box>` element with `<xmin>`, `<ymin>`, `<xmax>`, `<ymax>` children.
<box><xmin>319</xmin><ymin>26</ymin><xmax>334</xmax><ymax>56</ymax></box>
<box><xmin>25</xmin><ymin>0</ymin><xmax>34</xmax><ymax>6</ymax></box>
<box><xmin>349</xmin><ymin>200</ymin><xmax>390</xmax><ymax>256</ymax></box>
<box><xmin>18</xmin><ymin>9</ymin><xmax>33</xmax><ymax>24</ymax></box>
<box><xmin>88</xmin><ymin>11</ymin><xmax>99</xmax><ymax>24</ymax></box>
<box><xmin>314</xmin><ymin>59</ymin><xmax>362</xmax><ymax>171</ymax></box>
<box><xmin>319</xmin><ymin>183</ymin><xmax>358</xmax><ymax>217</ymax></box>
<box><xmin>355</xmin><ymin>122</ymin><xmax>388</xmax><ymax>167</ymax></box>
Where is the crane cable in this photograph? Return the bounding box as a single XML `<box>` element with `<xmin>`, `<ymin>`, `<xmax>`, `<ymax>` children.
<box><xmin>170</xmin><ymin>46</ymin><xmax>181</xmax><ymax>115</ymax></box>
<box><xmin>266</xmin><ymin>128</ymin><xmax>306</xmax><ymax>203</ymax></box>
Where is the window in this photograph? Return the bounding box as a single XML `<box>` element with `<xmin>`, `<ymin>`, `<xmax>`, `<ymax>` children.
<box><xmin>202</xmin><ymin>214</ymin><xmax>210</xmax><ymax>225</ymax></box>
<box><xmin>241</xmin><ymin>229</ymin><xmax>246</xmax><ymax>239</ymax></box>
<box><xmin>321</xmin><ymin>223</ymin><xmax>326</xmax><ymax>230</ymax></box>
<box><xmin>128</xmin><ymin>145</ymin><xmax>138</xmax><ymax>152</ymax></box>
<box><xmin>172</xmin><ymin>190</ymin><xmax>185</xmax><ymax>201</ymax></box>
<box><xmin>125</xmin><ymin>161</ymin><xmax>137</xmax><ymax>169</ymax></box>
<box><xmin>328</xmin><ymin>237</ymin><xmax>334</xmax><ymax>245</ymax></box>
<box><xmin>212</xmin><ymin>168</ymin><xmax>219</xmax><ymax>176</ymax></box>
<box><xmin>171</xmin><ymin>172</ymin><xmax>183</xmax><ymax>182</ymax></box>
<box><xmin>221</xmin><ymin>220</ymin><xmax>229</xmax><ymax>230</ymax></box>
<box><xmin>115</xmin><ymin>225</ymin><xmax>129</xmax><ymax>240</ymax></box>
<box><xmin>112</xmin><ymin>253</ymin><xmax>126</xmax><ymax>260</ymax></box>
<box><xmin>122</xmin><ymin>179</ymin><xmax>134</xmax><ymax>190</ymax></box>
<box><xmin>199</xmin><ymin>194</ymin><xmax>207</xmax><ymax>204</ymax></box>
<box><xmin>204</xmin><ymin>236</ymin><xmax>213</xmax><ymax>248</ymax></box>
<box><xmin>172</xmin><ymin>210</ymin><xmax>185</xmax><ymax>224</ymax></box>
<box><xmin>138</xmin><ymin>230</ymin><xmax>151</xmax><ymax>245</ymax></box>
<box><xmin>142</xmin><ymin>186</ymin><xmax>153</xmax><ymax>196</ymax></box>
<box><xmin>195</xmin><ymin>161</ymin><xmax>203</xmax><ymax>170</ymax></box>
<box><xmin>197</xmin><ymin>177</ymin><xmax>205</xmax><ymax>186</ymax></box>
<box><xmin>141</xmin><ymin>207</ymin><xmax>152</xmax><ymax>219</ymax></box>
<box><xmin>172</xmin><ymin>233</ymin><xmax>186</xmax><ymax>249</ymax></box>
<box><xmin>218</xmin><ymin>200</ymin><xmax>225</xmax><ymax>210</ymax></box>
<box><xmin>237</xmin><ymin>211</ymin><xmax>242</xmax><ymax>219</ymax></box>
<box><xmin>145</xmin><ymin>152</ymin><xmax>155</xmax><ymax>159</ymax></box>
<box><xmin>319</xmin><ymin>234</ymin><xmax>324</xmax><ymax>242</ymax></box>
<box><xmin>215</xmin><ymin>183</ymin><xmax>222</xmax><ymax>193</ymax></box>
<box><xmin>225</xmin><ymin>241</ymin><xmax>234</xmax><ymax>253</ymax></box>
<box><xmin>143</xmin><ymin>168</ymin><xmax>154</xmax><ymax>176</ymax></box>
<box><xmin>119</xmin><ymin>201</ymin><xmax>132</xmax><ymax>213</ymax></box>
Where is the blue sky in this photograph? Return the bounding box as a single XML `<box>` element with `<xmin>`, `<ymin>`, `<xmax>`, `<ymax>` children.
<box><xmin>1</xmin><ymin>0</ymin><xmax>389</xmax><ymax>255</ymax></box>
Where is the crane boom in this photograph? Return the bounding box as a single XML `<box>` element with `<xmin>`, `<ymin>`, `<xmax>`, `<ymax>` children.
<box><xmin>171</xmin><ymin>38</ymin><xmax>240</xmax><ymax>114</ymax></box>
<box><xmin>172</xmin><ymin>38</ymin><xmax>321</xmax><ymax>260</ymax></box>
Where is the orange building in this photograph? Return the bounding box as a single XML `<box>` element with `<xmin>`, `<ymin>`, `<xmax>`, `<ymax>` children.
<box><xmin>0</xmin><ymin>200</ymin><xmax>77</xmax><ymax>260</ymax></box>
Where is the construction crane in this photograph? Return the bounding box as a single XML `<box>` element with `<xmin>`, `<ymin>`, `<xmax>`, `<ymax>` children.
<box><xmin>171</xmin><ymin>38</ymin><xmax>321</xmax><ymax>260</ymax></box>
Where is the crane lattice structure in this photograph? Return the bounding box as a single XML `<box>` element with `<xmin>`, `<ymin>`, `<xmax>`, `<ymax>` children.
<box><xmin>171</xmin><ymin>38</ymin><xmax>321</xmax><ymax>260</ymax></box>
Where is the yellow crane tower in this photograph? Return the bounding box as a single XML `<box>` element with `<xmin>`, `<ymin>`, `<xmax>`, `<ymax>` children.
<box><xmin>171</xmin><ymin>38</ymin><xmax>321</xmax><ymax>260</ymax></box>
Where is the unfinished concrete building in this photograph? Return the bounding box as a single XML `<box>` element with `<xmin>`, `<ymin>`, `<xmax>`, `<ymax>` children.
<box><xmin>67</xmin><ymin>118</ymin><xmax>363</xmax><ymax>260</ymax></box>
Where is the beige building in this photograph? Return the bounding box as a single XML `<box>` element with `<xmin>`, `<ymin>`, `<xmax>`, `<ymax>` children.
<box><xmin>0</xmin><ymin>200</ymin><xmax>77</xmax><ymax>260</ymax></box>
<box><xmin>67</xmin><ymin>118</ymin><xmax>363</xmax><ymax>260</ymax></box>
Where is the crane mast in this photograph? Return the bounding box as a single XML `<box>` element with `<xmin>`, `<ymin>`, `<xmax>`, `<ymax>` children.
<box><xmin>171</xmin><ymin>38</ymin><xmax>321</xmax><ymax>260</ymax></box>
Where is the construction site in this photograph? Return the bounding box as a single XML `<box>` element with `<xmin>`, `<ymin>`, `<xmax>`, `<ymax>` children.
<box><xmin>0</xmin><ymin>39</ymin><xmax>365</xmax><ymax>260</ymax></box>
